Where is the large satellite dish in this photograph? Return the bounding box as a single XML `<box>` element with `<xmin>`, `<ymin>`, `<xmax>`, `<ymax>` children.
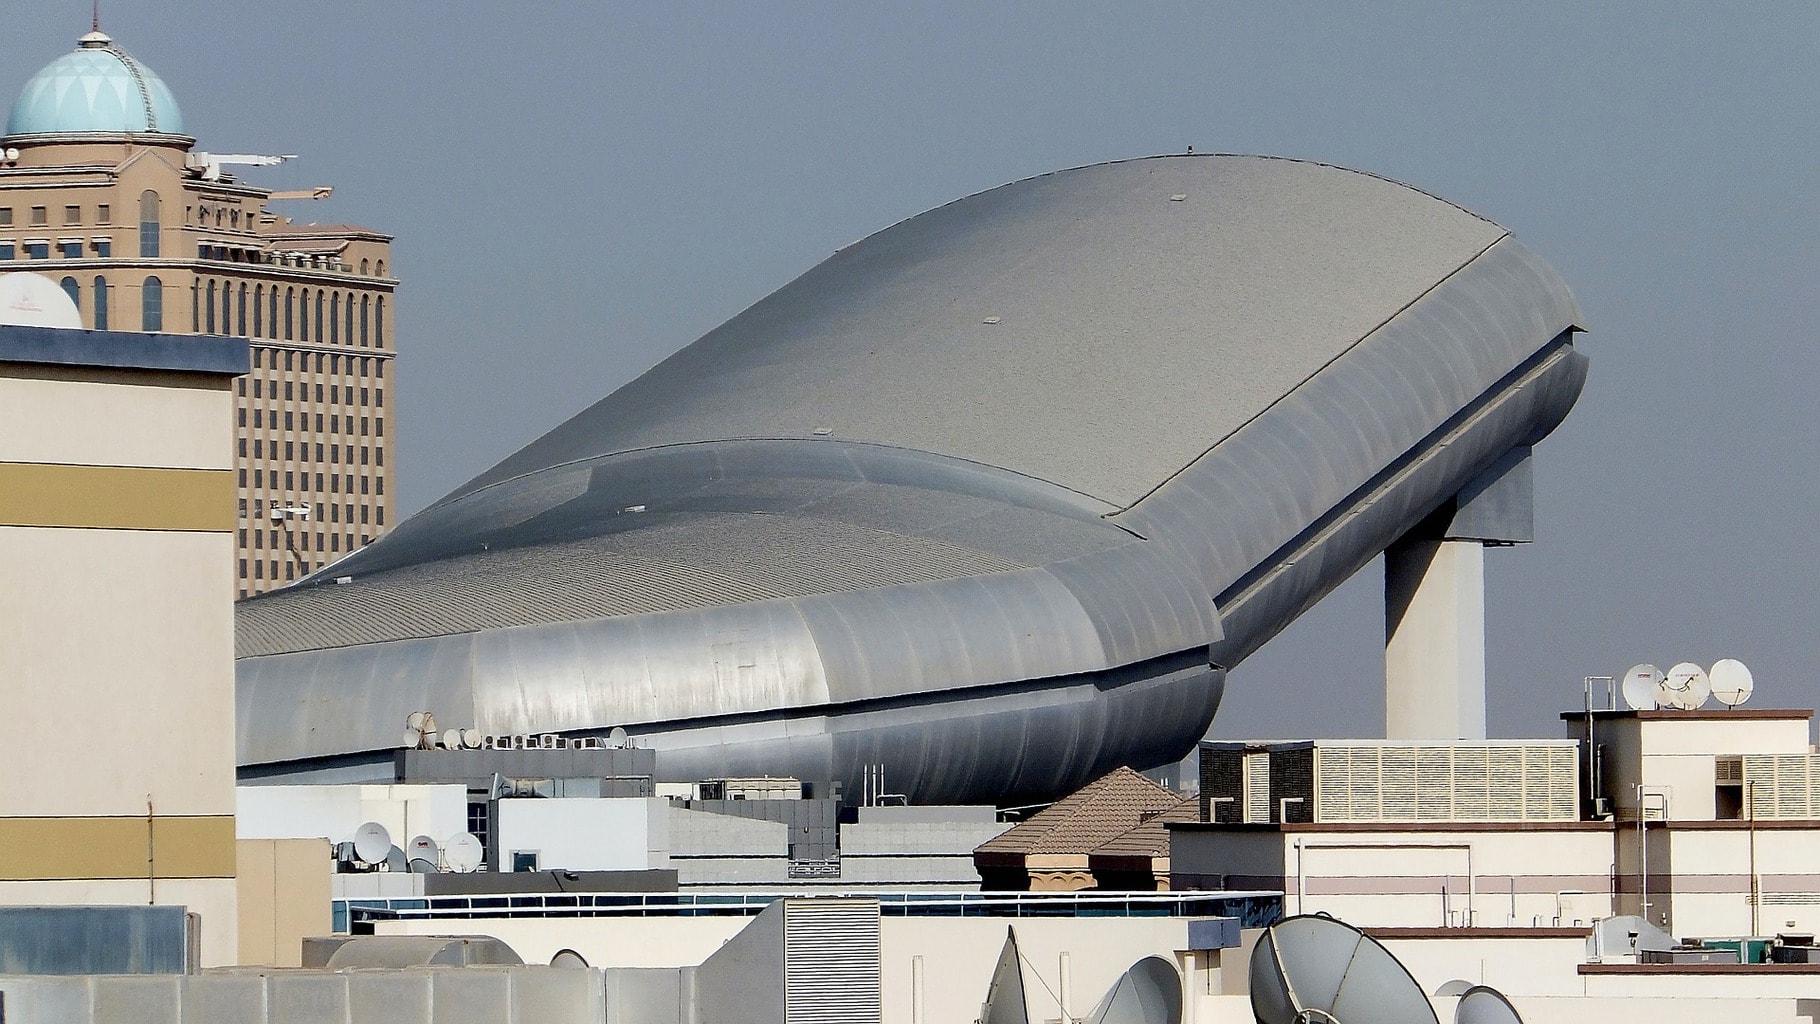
<box><xmin>408</xmin><ymin>835</ymin><xmax>440</xmax><ymax>863</ymax></box>
<box><xmin>1661</xmin><ymin>662</ymin><xmax>1710</xmax><ymax>711</ymax></box>
<box><xmin>608</xmin><ymin>726</ymin><xmax>630</xmax><ymax>748</ymax></box>
<box><xmin>444</xmin><ymin>832</ymin><xmax>484</xmax><ymax>873</ymax></box>
<box><xmin>0</xmin><ymin>272</ymin><xmax>83</xmax><ymax>329</ymax></box>
<box><xmin>1250</xmin><ymin>914</ymin><xmax>1438</xmax><ymax>1024</ymax></box>
<box><xmin>1083</xmin><ymin>956</ymin><xmax>1181</xmax><ymax>1024</ymax></box>
<box><xmin>1621</xmin><ymin>664</ymin><xmax>1664</xmax><ymax>711</ymax></box>
<box><xmin>352</xmin><ymin>821</ymin><xmax>391</xmax><ymax>864</ymax></box>
<box><xmin>1455</xmin><ymin>985</ymin><xmax>1525</xmax><ymax>1024</ymax></box>
<box><xmin>981</xmin><ymin>926</ymin><xmax>1030</xmax><ymax>1024</ymax></box>
<box><xmin>1710</xmin><ymin>658</ymin><xmax>1755</xmax><ymax>707</ymax></box>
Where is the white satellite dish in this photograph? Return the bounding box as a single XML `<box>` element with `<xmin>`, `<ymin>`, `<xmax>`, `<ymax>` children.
<box><xmin>1662</xmin><ymin>662</ymin><xmax>1710</xmax><ymax>711</ymax></box>
<box><xmin>401</xmin><ymin>726</ymin><xmax>422</xmax><ymax>749</ymax></box>
<box><xmin>608</xmin><ymin>726</ymin><xmax>630</xmax><ymax>748</ymax></box>
<box><xmin>1456</xmin><ymin>985</ymin><xmax>1526</xmax><ymax>1024</ymax></box>
<box><xmin>1621</xmin><ymin>664</ymin><xmax>1664</xmax><ymax>711</ymax></box>
<box><xmin>441</xmin><ymin>728</ymin><xmax>463</xmax><ymax>750</ymax></box>
<box><xmin>352</xmin><ymin>821</ymin><xmax>391</xmax><ymax>864</ymax></box>
<box><xmin>461</xmin><ymin>728</ymin><xmax>483</xmax><ymax>749</ymax></box>
<box><xmin>406</xmin><ymin>711</ymin><xmax>427</xmax><ymax>731</ymax></box>
<box><xmin>384</xmin><ymin>847</ymin><xmax>408</xmax><ymax>872</ymax></box>
<box><xmin>444</xmin><ymin>833</ymin><xmax>484</xmax><ymax>873</ymax></box>
<box><xmin>1667</xmin><ymin>662</ymin><xmax>1703</xmax><ymax>709</ymax></box>
<box><xmin>408</xmin><ymin>835</ymin><xmax>440</xmax><ymax>862</ymax></box>
<box><xmin>0</xmin><ymin>273</ymin><xmax>83</xmax><ymax>329</ymax></box>
<box><xmin>419</xmin><ymin>712</ymin><xmax>438</xmax><ymax>736</ymax></box>
<box><xmin>408</xmin><ymin>857</ymin><xmax>438</xmax><ymax>874</ymax></box>
<box><xmin>1711</xmin><ymin>658</ymin><xmax>1755</xmax><ymax>707</ymax></box>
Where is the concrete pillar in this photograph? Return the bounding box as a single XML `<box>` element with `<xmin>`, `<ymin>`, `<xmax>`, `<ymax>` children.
<box><xmin>1385</xmin><ymin>536</ymin><xmax>1486</xmax><ymax>740</ymax></box>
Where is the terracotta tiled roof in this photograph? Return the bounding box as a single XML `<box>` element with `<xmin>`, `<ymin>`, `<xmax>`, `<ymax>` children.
<box><xmin>1089</xmin><ymin>797</ymin><xmax>1201</xmax><ymax>859</ymax></box>
<box><xmin>975</xmin><ymin>766</ymin><xmax>1182</xmax><ymax>857</ymax></box>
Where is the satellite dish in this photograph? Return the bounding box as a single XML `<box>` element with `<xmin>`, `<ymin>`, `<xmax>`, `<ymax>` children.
<box><xmin>408</xmin><ymin>835</ymin><xmax>440</xmax><ymax>862</ymax></box>
<box><xmin>1083</xmin><ymin>956</ymin><xmax>1182</xmax><ymax>1024</ymax></box>
<box><xmin>1662</xmin><ymin>662</ymin><xmax>1710</xmax><ymax>711</ymax></box>
<box><xmin>0</xmin><ymin>272</ymin><xmax>83</xmax><ymax>329</ymax></box>
<box><xmin>352</xmin><ymin>822</ymin><xmax>391</xmax><ymax>864</ymax></box>
<box><xmin>402</xmin><ymin>726</ymin><xmax>422</xmax><ymax>749</ymax></box>
<box><xmin>980</xmin><ymin>926</ymin><xmax>1030</xmax><ymax>1024</ymax></box>
<box><xmin>384</xmin><ymin>847</ymin><xmax>408</xmax><ymax>872</ymax></box>
<box><xmin>1455</xmin><ymin>985</ymin><xmax>1525</xmax><ymax>1024</ymax></box>
<box><xmin>551</xmin><ymin>949</ymin><xmax>590</xmax><ymax>968</ymax></box>
<box><xmin>1250</xmin><ymin>915</ymin><xmax>1439</xmax><ymax>1024</ymax></box>
<box><xmin>420</xmin><ymin>712</ymin><xmax>438</xmax><ymax>736</ymax></box>
<box><xmin>608</xmin><ymin>726</ymin><xmax>630</xmax><ymax>748</ymax></box>
<box><xmin>406</xmin><ymin>711</ymin><xmax>427</xmax><ymax>731</ymax></box>
<box><xmin>1621</xmin><ymin>664</ymin><xmax>1664</xmax><ymax>711</ymax></box>
<box><xmin>441</xmin><ymin>728</ymin><xmax>463</xmax><ymax>750</ymax></box>
<box><xmin>444</xmin><ymin>833</ymin><xmax>484</xmax><ymax>873</ymax></box>
<box><xmin>461</xmin><ymin>728</ymin><xmax>483</xmax><ymax>749</ymax></box>
<box><xmin>1711</xmin><ymin>659</ymin><xmax>1754</xmax><ymax>707</ymax></box>
<box><xmin>408</xmin><ymin>857</ymin><xmax>439</xmax><ymax>874</ymax></box>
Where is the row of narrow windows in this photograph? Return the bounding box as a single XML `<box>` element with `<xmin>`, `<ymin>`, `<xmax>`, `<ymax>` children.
<box><xmin>58</xmin><ymin>275</ymin><xmax>157</xmax><ymax>331</ymax></box>
<box><xmin>238</xmin><ymin>407</ymin><xmax>388</xmax><ymax>444</ymax></box>
<box><xmin>252</xmin><ymin>348</ymin><xmax>384</xmax><ymax>377</ymax></box>
<box><xmin>242</xmin><ymin>380</ymin><xmax>384</xmax><ymax>407</ymax></box>
<box><xmin>235</xmin><ymin>476</ymin><xmax>386</xmax><ymax>511</ymax></box>
<box><xmin>1</xmin><ymin>239</ymin><xmax>112</xmax><ymax>260</ymax></box>
<box><xmin>198</xmin><ymin>280</ymin><xmax>385</xmax><ymax>346</ymax></box>
<box><xmin>0</xmin><ymin>203</ymin><xmax>110</xmax><ymax>227</ymax></box>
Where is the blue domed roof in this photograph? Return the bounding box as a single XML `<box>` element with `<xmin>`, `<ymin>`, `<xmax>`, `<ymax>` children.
<box><xmin>5</xmin><ymin>31</ymin><xmax>184</xmax><ymax>137</ymax></box>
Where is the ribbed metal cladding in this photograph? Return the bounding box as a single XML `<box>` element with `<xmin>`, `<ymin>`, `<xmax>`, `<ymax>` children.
<box><xmin>783</xmin><ymin>898</ymin><xmax>882</xmax><ymax>1024</ymax></box>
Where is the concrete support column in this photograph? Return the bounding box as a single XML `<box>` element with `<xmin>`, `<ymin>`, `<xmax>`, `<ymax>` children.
<box><xmin>1385</xmin><ymin>535</ymin><xmax>1486</xmax><ymax>740</ymax></box>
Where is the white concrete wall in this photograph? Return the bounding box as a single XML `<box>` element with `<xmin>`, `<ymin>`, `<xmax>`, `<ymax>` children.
<box><xmin>495</xmin><ymin>798</ymin><xmax>668</xmax><ymax>872</ymax></box>
<box><xmin>236</xmin><ymin>785</ymin><xmax>468</xmax><ymax>851</ymax></box>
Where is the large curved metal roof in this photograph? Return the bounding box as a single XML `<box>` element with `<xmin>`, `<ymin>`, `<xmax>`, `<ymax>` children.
<box><xmin>238</xmin><ymin>155</ymin><xmax>1586</xmax><ymax>803</ymax></box>
<box><xmin>462</xmin><ymin>155</ymin><xmax>1506</xmax><ymax>508</ymax></box>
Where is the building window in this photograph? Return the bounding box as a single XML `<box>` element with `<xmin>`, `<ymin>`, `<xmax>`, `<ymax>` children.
<box><xmin>30</xmin><ymin>206</ymin><xmax>47</xmax><ymax>226</ymax></box>
<box><xmin>93</xmin><ymin>239</ymin><xmax>111</xmax><ymax>257</ymax></box>
<box><xmin>138</xmin><ymin>191</ymin><xmax>160</xmax><ymax>258</ymax></box>
<box><xmin>238</xmin><ymin>283</ymin><xmax>248</xmax><ymax>336</ymax></box>
<box><xmin>254</xmin><ymin>284</ymin><xmax>264</xmax><ymax>336</ymax></box>
<box><xmin>284</xmin><ymin>288</ymin><xmax>294</xmax><ymax>340</ymax></box>
<box><xmin>141</xmin><ymin>276</ymin><xmax>163</xmax><ymax>331</ymax></box>
<box><xmin>97</xmin><ymin>204</ymin><xmax>110</xmax><ymax>225</ymax></box>
<box><xmin>315</xmin><ymin>291</ymin><xmax>325</xmax><ymax>343</ymax></box>
<box><xmin>93</xmin><ymin>277</ymin><xmax>108</xmax><ymax>330</ymax></box>
<box><xmin>360</xmin><ymin>295</ymin><xmax>369</xmax><ymax>346</ymax></box>
<box><xmin>25</xmin><ymin>241</ymin><xmax>49</xmax><ymax>260</ymax></box>
<box><xmin>329</xmin><ymin>293</ymin><xmax>340</xmax><ymax>344</ymax></box>
<box><xmin>0</xmin><ymin>208</ymin><xmax>11</xmax><ymax>226</ymax></box>
<box><xmin>63</xmin><ymin>205</ymin><xmax>81</xmax><ymax>226</ymax></box>
<box><xmin>222</xmin><ymin>282</ymin><xmax>232</xmax><ymax>336</ymax></box>
<box><xmin>0</xmin><ymin>243</ymin><xmax>13</xmax><ymax>260</ymax></box>
<box><xmin>59</xmin><ymin>276</ymin><xmax>79</xmax><ymax>312</ymax></box>
<box><xmin>375</xmin><ymin>297</ymin><xmax>385</xmax><ymax>348</ymax></box>
<box><xmin>268</xmin><ymin>286</ymin><xmax>278</xmax><ymax>335</ymax></box>
<box><xmin>59</xmin><ymin>239</ymin><xmax>82</xmax><ymax>259</ymax></box>
<box><xmin>205</xmin><ymin>280</ymin><xmax>217</xmax><ymax>333</ymax></box>
<box><xmin>299</xmin><ymin>288</ymin><xmax>310</xmax><ymax>340</ymax></box>
<box><xmin>344</xmin><ymin>294</ymin><xmax>354</xmax><ymax>344</ymax></box>
<box><xmin>360</xmin><ymin>258</ymin><xmax>369</xmax><ymax>275</ymax></box>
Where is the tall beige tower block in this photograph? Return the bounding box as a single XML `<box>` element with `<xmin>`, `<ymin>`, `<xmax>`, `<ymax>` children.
<box><xmin>0</xmin><ymin>318</ymin><xmax>246</xmax><ymax>965</ymax></box>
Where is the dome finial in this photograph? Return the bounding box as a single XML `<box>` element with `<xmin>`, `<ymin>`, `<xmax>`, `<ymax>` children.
<box><xmin>80</xmin><ymin>3</ymin><xmax>111</xmax><ymax>48</ymax></box>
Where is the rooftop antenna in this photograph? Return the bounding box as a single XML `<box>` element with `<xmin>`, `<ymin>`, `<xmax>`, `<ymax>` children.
<box><xmin>1661</xmin><ymin>662</ymin><xmax>1710</xmax><ymax>711</ymax></box>
<box><xmin>93</xmin><ymin>1</ymin><xmax>100</xmax><ymax>33</ymax></box>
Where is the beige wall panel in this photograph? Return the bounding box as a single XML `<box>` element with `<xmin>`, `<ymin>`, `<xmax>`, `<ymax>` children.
<box><xmin>0</xmin><ymin>375</ymin><xmax>231</xmax><ymax>470</ymax></box>
<box><xmin>0</xmin><ymin>526</ymin><xmax>234</xmax><ymax>816</ymax></box>
<box><xmin>236</xmin><ymin>838</ymin><xmax>331</xmax><ymax>968</ymax></box>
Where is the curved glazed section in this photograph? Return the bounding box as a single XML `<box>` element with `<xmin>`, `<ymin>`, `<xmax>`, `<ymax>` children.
<box><xmin>236</xmin><ymin>155</ymin><xmax>1587</xmax><ymax>803</ymax></box>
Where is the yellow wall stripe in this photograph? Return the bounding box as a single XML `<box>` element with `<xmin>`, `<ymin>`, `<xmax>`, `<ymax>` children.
<box><xmin>0</xmin><ymin>816</ymin><xmax>237</xmax><ymax>880</ymax></box>
<box><xmin>0</xmin><ymin>462</ymin><xmax>234</xmax><ymax>531</ymax></box>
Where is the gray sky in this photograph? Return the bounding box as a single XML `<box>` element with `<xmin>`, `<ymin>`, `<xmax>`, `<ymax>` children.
<box><xmin>9</xmin><ymin>4</ymin><xmax>1816</xmax><ymax>741</ymax></box>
